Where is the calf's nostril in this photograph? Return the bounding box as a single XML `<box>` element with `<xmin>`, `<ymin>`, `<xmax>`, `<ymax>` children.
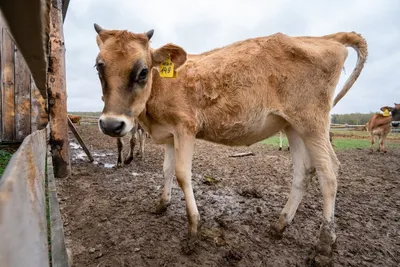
<box><xmin>114</xmin><ymin>121</ymin><xmax>125</xmax><ymax>134</ymax></box>
<box><xmin>99</xmin><ymin>119</ymin><xmax>105</xmax><ymax>129</ymax></box>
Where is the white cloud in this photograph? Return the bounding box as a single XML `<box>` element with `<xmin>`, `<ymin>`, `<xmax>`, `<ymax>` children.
<box><xmin>64</xmin><ymin>0</ymin><xmax>400</xmax><ymax>114</ymax></box>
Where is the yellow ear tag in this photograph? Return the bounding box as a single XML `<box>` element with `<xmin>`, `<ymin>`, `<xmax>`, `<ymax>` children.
<box><xmin>159</xmin><ymin>57</ymin><xmax>177</xmax><ymax>78</ymax></box>
<box><xmin>383</xmin><ymin>109</ymin><xmax>390</xmax><ymax>117</ymax></box>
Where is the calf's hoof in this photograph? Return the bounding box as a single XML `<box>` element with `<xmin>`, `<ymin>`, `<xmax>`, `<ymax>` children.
<box><xmin>306</xmin><ymin>252</ymin><xmax>333</xmax><ymax>267</ymax></box>
<box><xmin>182</xmin><ymin>232</ymin><xmax>199</xmax><ymax>255</ymax></box>
<box><xmin>269</xmin><ymin>221</ymin><xmax>286</xmax><ymax>240</ymax></box>
<box><xmin>124</xmin><ymin>156</ymin><xmax>133</xmax><ymax>165</ymax></box>
<box><xmin>307</xmin><ymin>221</ymin><xmax>336</xmax><ymax>266</ymax></box>
<box><xmin>116</xmin><ymin>162</ymin><xmax>123</xmax><ymax>168</ymax></box>
<box><xmin>154</xmin><ymin>200</ymin><xmax>170</xmax><ymax>214</ymax></box>
<box><xmin>278</xmin><ymin>147</ymin><xmax>282</xmax><ymax>151</ymax></box>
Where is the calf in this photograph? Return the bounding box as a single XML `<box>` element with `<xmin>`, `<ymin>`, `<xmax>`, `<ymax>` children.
<box><xmin>68</xmin><ymin>114</ymin><xmax>81</xmax><ymax>125</ymax></box>
<box><xmin>366</xmin><ymin>104</ymin><xmax>400</xmax><ymax>153</ymax></box>
<box><xmin>93</xmin><ymin>24</ymin><xmax>367</xmax><ymax>262</ymax></box>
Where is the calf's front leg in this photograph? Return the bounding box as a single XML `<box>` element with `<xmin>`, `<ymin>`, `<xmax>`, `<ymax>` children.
<box><xmin>155</xmin><ymin>142</ymin><xmax>175</xmax><ymax>214</ymax></box>
<box><xmin>174</xmin><ymin>131</ymin><xmax>200</xmax><ymax>251</ymax></box>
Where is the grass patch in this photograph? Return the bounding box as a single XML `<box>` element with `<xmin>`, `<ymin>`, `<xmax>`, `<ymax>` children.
<box><xmin>261</xmin><ymin>136</ymin><xmax>288</xmax><ymax>148</ymax></box>
<box><xmin>332</xmin><ymin>138</ymin><xmax>400</xmax><ymax>150</ymax></box>
<box><xmin>0</xmin><ymin>149</ymin><xmax>13</xmax><ymax>177</ymax></box>
<box><xmin>261</xmin><ymin>132</ymin><xmax>400</xmax><ymax>150</ymax></box>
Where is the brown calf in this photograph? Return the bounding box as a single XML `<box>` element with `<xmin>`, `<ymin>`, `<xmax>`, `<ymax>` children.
<box><xmin>68</xmin><ymin>114</ymin><xmax>81</xmax><ymax>125</ymax></box>
<box><xmin>366</xmin><ymin>104</ymin><xmax>400</xmax><ymax>153</ymax></box>
<box><xmin>93</xmin><ymin>24</ymin><xmax>367</xmax><ymax>261</ymax></box>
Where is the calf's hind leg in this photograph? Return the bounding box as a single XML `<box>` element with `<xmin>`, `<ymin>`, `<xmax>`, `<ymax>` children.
<box><xmin>271</xmin><ymin>126</ymin><xmax>313</xmax><ymax>237</ymax></box>
<box><xmin>303</xmin><ymin>132</ymin><xmax>340</xmax><ymax>264</ymax></box>
<box><xmin>155</xmin><ymin>142</ymin><xmax>175</xmax><ymax>214</ymax></box>
<box><xmin>124</xmin><ymin>132</ymin><xmax>137</xmax><ymax>165</ymax></box>
<box><xmin>117</xmin><ymin>138</ymin><xmax>123</xmax><ymax>167</ymax></box>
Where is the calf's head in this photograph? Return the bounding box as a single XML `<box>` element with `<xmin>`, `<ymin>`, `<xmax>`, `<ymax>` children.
<box><xmin>391</xmin><ymin>103</ymin><xmax>400</xmax><ymax>121</ymax></box>
<box><xmin>93</xmin><ymin>23</ymin><xmax>187</xmax><ymax>137</ymax></box>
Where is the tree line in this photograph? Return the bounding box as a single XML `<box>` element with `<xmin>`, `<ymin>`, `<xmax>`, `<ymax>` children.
<box><xmin>331</xmin><ymin>112</ymin><xmax>376</xmax><ymax>125</ymax></box>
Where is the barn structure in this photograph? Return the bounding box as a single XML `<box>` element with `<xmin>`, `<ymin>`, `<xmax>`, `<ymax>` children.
<box><xmin>0</xmin><ymin>0</ymin><xmax>74</xmax><ymax>266</ymax></box>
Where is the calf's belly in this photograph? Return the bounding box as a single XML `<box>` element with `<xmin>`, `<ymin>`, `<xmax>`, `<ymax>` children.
<box><xmin>198</xmin><ymin>113</ymin><xmax>287</xmax><ymax>146</ymax></box>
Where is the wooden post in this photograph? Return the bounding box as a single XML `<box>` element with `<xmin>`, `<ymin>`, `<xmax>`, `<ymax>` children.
<box><xmin>15</xmin><ymin>47</ymin><xmax>31</xmax><ymax>142</ymax></box>
<box><xmin>47</xmin><ymin>0</ymin><xmax>70</xmax><ymax>178</ymax></box>
<box><xmin>1</xmin><ymin>29</ymin><xmax>15</xmax><ymax>142</ymax></box>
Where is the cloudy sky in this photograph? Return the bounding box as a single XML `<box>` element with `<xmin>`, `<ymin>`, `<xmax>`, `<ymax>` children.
<box><xmin>64</xmin><ymin>0</ymin><xmax>400</xmax><ymax>114</ymax></box>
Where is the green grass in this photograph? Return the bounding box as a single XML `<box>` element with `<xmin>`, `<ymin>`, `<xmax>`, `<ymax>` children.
<box><xmin>261</xmin><ymin>133</ymin><xmax>400</xmax><ymax>150</ymax></box>
<box><xmin>0</xmin><ymin>149</ymin><xmax>13</xmax><ymax>177</ymax></box>
<box><xmin>261</xmin><ymin>136</ymin><xmax>289</xmax><ymax>148</ymax></box>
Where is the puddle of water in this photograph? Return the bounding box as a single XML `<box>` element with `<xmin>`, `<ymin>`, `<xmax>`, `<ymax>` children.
<box><xmin>70</xmin><ymin>142</ymin><xmax>80</xmax><ymax>149</ymax></box>
<box><xmin>104</xmin><ymin>163</ymin><xmax>115</xmax><ymax>168</ymax></box>
<box><xmin>93</xmin><ymin>153</ymin><xmax>106</xmax><ymax>157</ymax></box>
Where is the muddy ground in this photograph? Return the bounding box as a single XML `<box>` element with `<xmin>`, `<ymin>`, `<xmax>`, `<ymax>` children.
<box><xmin>57</xmin><ymin>124</ymin><xmax>400</xmax><ymax>267</ymax></box>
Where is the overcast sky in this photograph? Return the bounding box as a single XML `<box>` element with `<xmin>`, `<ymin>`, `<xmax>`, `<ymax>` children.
<box><xmin>64</xmin><ymin>0</ymin><xmax>400</xmax><ymax>114</ymax></box>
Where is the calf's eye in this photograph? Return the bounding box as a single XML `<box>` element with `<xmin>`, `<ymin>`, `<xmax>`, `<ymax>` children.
<box><xmin>138</xmin><ymin>68</ymin><xmax>148</xmax><ymax>81</ymax></box>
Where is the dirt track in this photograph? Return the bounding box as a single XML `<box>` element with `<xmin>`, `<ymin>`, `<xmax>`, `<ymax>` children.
<box><xmin>57</xmin><ymin>124</ymin><xmax>400</xmax><ymax>267</ymax></box>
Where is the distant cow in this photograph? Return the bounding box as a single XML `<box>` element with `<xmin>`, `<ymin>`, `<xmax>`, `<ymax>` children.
<box><xmin>366</xmin><ymin>103</ymin><xmax>400</xmax><ymax>153</ymax></box>
<box><xmin>68</xmin><ymin>114</ymin><xmax>81</xmax><ymax>125</ymax></box>
<box><xmin>93</xmin><ymin>23</ymin><xmax>367</xmax><ymax>261</ymax></box>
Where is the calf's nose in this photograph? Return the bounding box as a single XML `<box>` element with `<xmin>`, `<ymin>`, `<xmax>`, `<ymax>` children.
<box><xmin>99</xmin><ymin>118</ymin><xmax>125</xmax><ymax>136</ymax></box>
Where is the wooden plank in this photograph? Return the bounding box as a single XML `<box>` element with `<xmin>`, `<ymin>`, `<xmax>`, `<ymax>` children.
<box><xmin>0</xmin><ymin>128</ymin><xmax>49</xmax><ymax>267</ymax></box>
<box><xmin>67</xmin><ymin>117</ymin><xmax>94</xmax><ymax>162</ymax></box>
<box><xmin>31</xmin><ymin>77</ymin><xmax>48</xmax><ymax>133</ymax></box>
<box><xmin>47</xmin><ymin>144</ymin><xmax>72</xmax><ymax>267</ymax></box>
<box><xmin>14</xmin><ymin>47</ymin><xmax>31</xmax><ymax>141</ymax></box>
<box><xmin>0</xmin><ymin>0</ymin><xmax>50</xmax><ymax>98</ymax></box>
<box><xmin>0</xmin><ymin>27</ymin><xmax>3</xmax><ymax>143</ymax></box>
<box><xmin>48</xmin><ymin>0</ymin><xmax>71</xmax><ymax>178</ymax></box>
<box><xmin>1</xmin><ymin>29</ymin><xmax>15</xmax><ymax>142</ymax></box>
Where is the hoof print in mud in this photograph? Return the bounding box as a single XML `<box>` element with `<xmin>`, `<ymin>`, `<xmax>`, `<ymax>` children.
<box><xmin>223</xmin><ymin>249</ymin><xmax>243</xmax><ymax>265</ymax></box>
<box><xmin>306</xmin><ymin>251</ymin><xmax>334</xmax><ymax>267</ymax></box>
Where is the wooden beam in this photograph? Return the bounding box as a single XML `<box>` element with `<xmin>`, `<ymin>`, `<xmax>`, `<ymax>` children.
<box><xmin>47</xmin><ymin>0</ymin><xmax>70</xmax><ymax>178</ymax></box>
<box><xmin>1</xmin><ymin>28</ymin><xmax>15</xmax><ymax>142</ymax></box>
<box><xmin>67</xmin><ymin>117</ymin><xmax>94</xmax><ymax>162</ymax></box>
<box><xmin>0</xmin><ymin>128</ymin><xmax>49</xmax><ymax>267</ymax></box>
<box><xmin>14</xmin><ymin>46</ymin><xmax>31</xmax><ymax>141</ymax></box>
<box><xmin>0</xmin><ymin>2</ymin><xmax>49</xmax><ymax>98</ymax></box>
<box><xmin>47</xmin><ymin>143</ymin><xmax>73</xmax><ymax>267</ymax></box>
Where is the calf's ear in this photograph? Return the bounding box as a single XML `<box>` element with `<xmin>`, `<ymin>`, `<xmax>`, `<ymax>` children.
<box><xmin>152</xmin><ymin>43</ymin><xmax>187</xmax><ymax>69</ymax></box>
<box><xmin>380</xmin><ymin>106</ymin><xmax>393</xmax><ymax>112</ymax></box>
<box><xmin>94</xmin><ymin>23</ymin><xmax>114</xmax><ymax>49</ymax></box>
